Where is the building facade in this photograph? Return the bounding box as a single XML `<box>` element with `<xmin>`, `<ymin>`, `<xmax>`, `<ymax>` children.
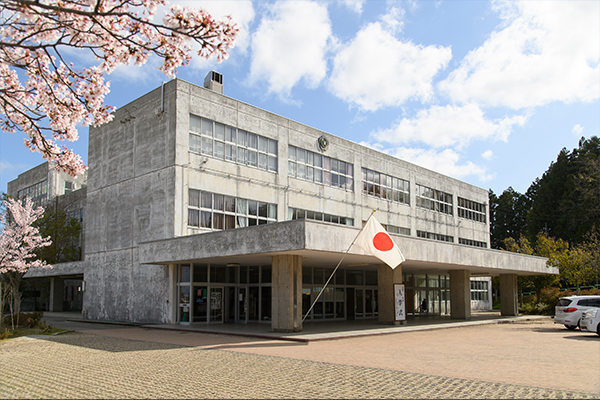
<box><xmin>7</xmin><ymin>162</ymin><xmax>87</xmax><ymax>311</ymax></box>
<box><xmin>18</xmin><ymin>74</ymin><xmax>555</xmax><ymax>330</ymax></box>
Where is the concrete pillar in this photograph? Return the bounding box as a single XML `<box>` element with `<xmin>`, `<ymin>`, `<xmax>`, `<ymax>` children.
<box><xmin>450</xmin><ymin>269</ymin><xmax>471</xmax><ymax>320</ymax></box>
<box><xmin>500</xmin><ymin>274</ymin><xmax>519</xmax><ymax>316</ymax></box>
<box><xmin>377</xmin><ymin>264</ymin><xmax>404</xmax><ymax>324</ymax></box>
<box><xmin>271</xmin><ymin>255</ymin><xmax>302</xmax><ymax>332</ymax></box>
<box><xmin>167</xmin><ymin>264</ymin><xmax>178</xmax><ymax>324</ymax></box>
<box><xmin>49</xmin><ymin>277</ymin><xmax>64</xmax><ymax>312</ymax></box>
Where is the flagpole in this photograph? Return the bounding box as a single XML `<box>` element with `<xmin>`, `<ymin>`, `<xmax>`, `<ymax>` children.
<box><xmin>301</xmin><ymin>209</ymin><xmax>377</xmax><ymax>324</ymax></box>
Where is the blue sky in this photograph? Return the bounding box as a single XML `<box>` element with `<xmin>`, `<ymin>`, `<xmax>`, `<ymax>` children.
<box><xmin>1</xmin><ymin>0</ymin><xmax>599</xmax><ymax>197</ymax></box>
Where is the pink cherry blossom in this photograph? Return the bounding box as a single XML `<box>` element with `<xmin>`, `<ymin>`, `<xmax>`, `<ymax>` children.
<box><xmin>1</xmin><ymin>196</ymin><xmax>52</xmax><ymax>327</ymax></box>
<box><xmin>0</xmin><ymin>197</ymin><xmax>52</xmax><ymax>275</ymax></box>
<box><xmin>0</xmin><ymin>0</ymin><xmax>239</xmax><ymax>176</ymax></box>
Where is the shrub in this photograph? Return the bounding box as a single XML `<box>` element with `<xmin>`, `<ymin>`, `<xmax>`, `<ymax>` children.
<box><xmin>37</xmin><ymin>320</ymin><xmax>52</xmax><ymax>334</ymax></box>
<box><xmin>519</xmin><ymin>302</ymin><xmax>552</xmax><ymax>315</ymax></box>
<box><xmin>2</xmin><ymin>311</ymin><xmax>43</xmax><ymax>328</ymax></box>
<box><xmin>0</xmin><ymin>330</ymin><xmax>12</xmax><ymax>340</ymax></box>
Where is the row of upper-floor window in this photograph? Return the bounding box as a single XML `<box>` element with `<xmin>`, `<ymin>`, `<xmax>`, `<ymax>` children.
<box><xmin>288</xmin><ymin>145</ymin><xmax>354</xmax><ymax>191</ymax></box>
<box><xmin>189</xmin><ymin>114</ymin><xmax>278</xmax><ymax>172</ymax></box>
<box><xmin>17</xmin><ymin>180</ymin><xmax>48</xmax><ymax>203</ymax></box>
<box><xmin>288</xmin><ymin>207</ymin><xmax>354</xmax><ymax>227</ymax></box>
<box><xmin>189</xmin><ymin>115</ymin><xmax>486</xmax><ymax>222</ymax></box>
<box><xmin>188</xmin><ymin>189</ymin><xmax>277</xmax><ymax>230</ymax></box>
<box><xmin>187</xmin><ymin>189</ymin><xmax>487</xmax><ymax>247</ymax></box>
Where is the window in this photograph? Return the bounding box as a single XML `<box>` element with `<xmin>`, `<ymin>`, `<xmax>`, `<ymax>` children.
<box><xmin>416</xmin><ymin>184</ymin><xmax>453</xmax><ymax>215</ymax></box>
<box><xmin>361</xmin><ymin>168</ymin><xmax>409</xmax><ymax>205</ymax></box>
<box><xmin>470</xmin><ymin>280</ymin><xmax>489</xmax><ymax>301</ymax></box>
<box><xmin>288</xmin><ymin>208</ymin><xmax>354</xmax><ymax>226</ymax></box>
<box><xmin>64</xmin><ymin>181</ymin><xmax>74</xmax><ymax>193</ymax></box>
<box><xmin>288</xmin><ymin>145</ymin><xmax>353</xmax><ymax>191</ymax></box>
<box><xmin>17</xmin><ymin>180</ymin><xmax>48</xmax><ymax>204</ymax></box>
<box><xmin>417</xmin><ymin>230</ymin><xmax>454</xmax><ymax>243</ymax></box>
<box><xmin>189</xmin><ymin>115</ymin><xmax>278</xmax><ymax>173</ymax></box>
<box><xmin>381</xmin><ymin>223</ymin><xmax>410</xmax><ymax>236</ymax></box>
<box><xmin>458</xmin><ymin>197</ymin><xmax>486</xmax><ymax>223</ymax></box>
<box><xmin>188</xmin><ymin>189</ymin><xmax>277</xmax><ymax>230</ymax></box>
<box><xmin>459</xmin><ymin>238</ymin><xmax>488</xmax><ymax>248</ymax></box>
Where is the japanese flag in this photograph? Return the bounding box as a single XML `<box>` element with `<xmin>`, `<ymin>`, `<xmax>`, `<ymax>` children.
<box><xmin>353</xmin><ymin>215</ymin><xmax>405</xmax><ymax>269</ymax></box>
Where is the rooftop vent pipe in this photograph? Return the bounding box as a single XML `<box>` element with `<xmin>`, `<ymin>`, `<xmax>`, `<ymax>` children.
<box><xmin>204</xmin><ymin>71</ymin><xmax>223</xmax><ymax>94</ymax></box>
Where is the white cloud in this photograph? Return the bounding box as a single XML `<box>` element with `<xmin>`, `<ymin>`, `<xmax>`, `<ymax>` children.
<box><xmin>338</xmin><ymin>0</ymin><xmax>365</xmax><ymax>14</ymax></box>
<box><xmin>389</xmin><ymin>147</ymin><xmax>495</xmax><ymax>182</ymax></box>
<box><xmin>248</xmin><ymin>1</ymin><xmax>332</xmax><ymax>98</ymax></box>
<box><xmin>187</xmin><ymin>1</ymin><xmax>256</xmax><ymax>69</ymax></box>
<box><xmin>439</xmin><ymin>0</ymin><xmax>600</xmax><ymax>109</ymax></box>
<box><xmin>372</xmin><ymin>104</ymin><xmax>529</xmax><ymax>149</ymax></box>
<box><xmin>572</xmin><ymin>124</ymin><xmax>584</xmax><ymax>135</ymax></box>
<box><xmin>328</xmin><ymin>12</ymin><xmax>452</xmax><ymax>111</ymax></box>
<box><xmin>481</xmin><ymin>150</ymin><xmax>493</xmax><ymax>160</ymax></box>
<box><xmin>0</xmin><ymin>160</ymin><xmax>31</xmax><ymax>175</ymax></box>
<box><xmin>381</xmin><ymin>7</ymin><xmax>405</xmax><ymax>34</ymax></box>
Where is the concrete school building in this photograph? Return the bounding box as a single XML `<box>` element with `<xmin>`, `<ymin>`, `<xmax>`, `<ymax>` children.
<box><xmin>14</xmin><ymin>72</ymin><xmax>557</xmax><ymax>331</ymax></box>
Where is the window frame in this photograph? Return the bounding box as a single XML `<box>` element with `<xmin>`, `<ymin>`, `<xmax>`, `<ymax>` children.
<box><xmin>188</xmin><ymin>189</ymin><xmax>278</xmax><ymax>230</ymax></box>
<box><xmin>288</xmin><ymin>145</ymin><xmax>354</xmax><ymax>191</ymax></box>
<box><xmin>189</xmin><ymin>115</ymin><xmax>278</xmax><ymax>173</ymax></box>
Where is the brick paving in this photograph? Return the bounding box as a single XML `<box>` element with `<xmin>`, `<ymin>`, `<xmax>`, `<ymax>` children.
<box><xmin>0</xmin><ymin>331</ymin><xmax>597</xmax><ymax>399</ymax></box>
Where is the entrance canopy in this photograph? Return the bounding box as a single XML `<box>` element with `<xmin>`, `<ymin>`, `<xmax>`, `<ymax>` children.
<box><xmin>138</xmin><ymin>220</ymin><xmax>555</xmax><ymax>277</ymax></box>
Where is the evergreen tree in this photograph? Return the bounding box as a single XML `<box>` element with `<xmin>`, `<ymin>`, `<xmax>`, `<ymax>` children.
<box><xmin>527</xmin><ymin>136</ymin><xmax>599</xmax><ymax>244</ymax></box>
<box><xmin>489</xmin><ymin>187</ymin><xmax>530</xmax><ymax>249</ymax></box>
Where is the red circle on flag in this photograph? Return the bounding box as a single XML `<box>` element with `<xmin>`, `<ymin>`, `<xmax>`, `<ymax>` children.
<box><xmin>373</xmin><ymin>232</ymin><xmax>394</xmax><ymax>251</ymax></box>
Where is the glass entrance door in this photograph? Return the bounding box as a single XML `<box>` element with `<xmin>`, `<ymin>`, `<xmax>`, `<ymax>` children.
<box><xmin>237</xmin><ymin>287</ymin><xmax>247</xmax><ymax>323</ymax></box>
<box><xmin>193</xmin><ymin>286</ymin><xmax>208</xmax><ymax>322</ymax></box>
<box><xmin>210</xmin><ymin>287</ymin><xmax>223</xmax><ymax>323</ymax></box>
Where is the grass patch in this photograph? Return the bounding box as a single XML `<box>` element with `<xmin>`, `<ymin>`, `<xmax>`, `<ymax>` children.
<box><xmin>0</xmin><ymin>326</ymin><xmax>68</xmax><ymax>340</ymax></box>
<box><xmin>1</xmin><ymin>312</ymin><xmax>68</xmax><ymax>340</ymax></box>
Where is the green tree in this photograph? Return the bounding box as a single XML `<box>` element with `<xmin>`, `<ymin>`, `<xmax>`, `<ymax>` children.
<box><xmin>490</xmin><ymin>187</ymin><xmax>531</xmax><ymax>249</ymax></box>
<box><xmin>527</xmin><ymin>136</ymin><xmax>600</xmax><ymax>244</ymax></box>
<box><xmin>34</xmin><ymin>205</ymin><xmax>81</xmax><ymax>264</ymax></box>
<box><xmin>559</xmin><ymin>227</ymin><xmax>600</xmax><ymax>292</ymax></box>
<box><xmin>502</xmin><ymin>233</ymin><xmax>563</xmax><ymax>303</ymax></box>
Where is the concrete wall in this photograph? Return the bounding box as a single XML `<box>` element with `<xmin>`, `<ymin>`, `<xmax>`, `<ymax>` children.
<box><xmin>84</xmin><ymin>81</ymin><xmax>179</xmax><ymax>323</ymax></box>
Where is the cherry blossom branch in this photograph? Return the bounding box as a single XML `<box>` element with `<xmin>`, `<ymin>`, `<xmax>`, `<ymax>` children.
<box><xmin>0</xmin><ymin>0</ymin><xmax>238</xmax><ymax>176</ymax></box>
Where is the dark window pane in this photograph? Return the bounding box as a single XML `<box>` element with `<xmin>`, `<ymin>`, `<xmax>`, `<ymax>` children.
<box><xmin>214</xmin><ymin>194</ymin><xmax>224</xmax><ymax>211</ymax></box>
<box><xmin>193</xmin><ymin>264</ymin><xmax>207</xmax><ymax>282</ymax></box>
<box><xmin>188</xmin><ymin>209</ymin><xmax>199</xmax><ymax>226</ymax></box>
<box><xmin>201</xmin><ymin>192</ymin><xmax>212</xmax><ymax>209</ymax></box>
<box><xmin>224</xmin><ymin>196</ymin><xmax>235</xmax><ymax>212</ymax></box>
<box><xmin>225</xmin><ymin>215</ymin><xmax>235</xmax><ymax>230</ymax></box>
<box><xmin>213</xmin><ymin>213</ymin><xmax>224</xmax><ymax>230</ymax></box>
<box><xmin>201</xmin><ymin>211</ymin><xmax>212</xmax><ymax>228</ymax></box>
<box><xmin>248</xmin><ymin>201</ymin><xmax>258</xmax><ymax>216</ymax></box>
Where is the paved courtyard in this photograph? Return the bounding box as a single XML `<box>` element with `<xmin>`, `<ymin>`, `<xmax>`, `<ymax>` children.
<box><xmin>0</xmin><ymin>318</ymin><xmax>598</xmax><ymax>399</ymax></box>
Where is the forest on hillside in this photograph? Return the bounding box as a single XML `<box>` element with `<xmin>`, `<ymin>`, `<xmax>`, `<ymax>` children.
<box><xmin>489</xmin><ymin>136</ymin><xmax>600</xmax><ymax>298</ymax></box>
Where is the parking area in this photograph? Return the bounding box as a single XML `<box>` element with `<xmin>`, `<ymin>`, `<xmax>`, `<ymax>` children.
<box><xmin>1</xmin><ymin>317</ymin><xmax>598</xmax><ymax>398</ymax></box>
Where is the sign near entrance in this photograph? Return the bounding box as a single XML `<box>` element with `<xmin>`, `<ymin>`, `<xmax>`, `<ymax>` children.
<box><xmin>394</xmin><ymin>284</ymin><xmax>406</xmax><ymax>321</ymax></box>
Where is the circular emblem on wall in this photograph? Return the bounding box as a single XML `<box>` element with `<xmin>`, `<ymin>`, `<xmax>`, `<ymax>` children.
<box><xmin>318</xmin><ymin>135</ymin><xmax>329</xmax><ymax>152</ymax></box>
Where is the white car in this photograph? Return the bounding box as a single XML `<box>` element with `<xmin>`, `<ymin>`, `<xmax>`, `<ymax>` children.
<box><xmin>554</xmin><ymin>295</ymin><xmax>600</xmax><ymax>330</ymax></box>
<box><xmin>580</xmin><ymin>308</ymin><xmax>600</xmax><ymax>336</ymax></box>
